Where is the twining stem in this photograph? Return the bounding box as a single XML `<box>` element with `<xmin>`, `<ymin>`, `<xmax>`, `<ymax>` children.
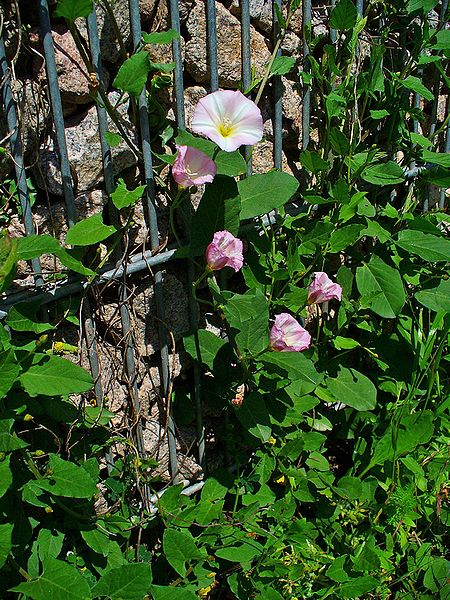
<box><xmin>254</xmin><ymin>5</ymin><xmax>297</xmax><ymax>105</ymax></box>
<box><xmin>68</xmin><ymin>22</ymin><xmax>142</xmax><ymax>159</ymax></box>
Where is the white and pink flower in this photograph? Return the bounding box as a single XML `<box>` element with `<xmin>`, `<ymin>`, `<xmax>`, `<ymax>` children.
<box><xmin>269</xmin><ymin>313</ymin><xmax>311</xmax><ymax>352</ymax></box>
<box><xmin>192</xmin><ymin>90</ymin><xmax>263</xmax><ymax>152</ymax></box>
<box><xmin>307</xmin><ymin>272</ymin><xmax>342</xmax><ymax>305</ymax></box>
<box><xmin>205</xmin><ymin>231</ymin><xmax>244</xmax><ymax>272</ymax></box>
<box><xmin>172</xmin><ymin>145</ymin><xmax>217</xmax><ymax>188</ymax></box>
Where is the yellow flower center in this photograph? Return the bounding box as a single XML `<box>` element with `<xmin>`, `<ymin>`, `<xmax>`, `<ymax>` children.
<box><xmin>218</xmin><ymin>117</ymin><xmax>234</xmax><ymax>137</ymax></box>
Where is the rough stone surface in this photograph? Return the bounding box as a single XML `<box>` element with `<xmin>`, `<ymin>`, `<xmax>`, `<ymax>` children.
<box><xmin>32</xmin><ymin>26</ymin><xmax>109</xmax><ymax>106</ymax></box>
<box><xmin>229</xmin><ymin>0</ymin><xmax>303</xmax><ymax>35</ymax></box>
<box><xmin>185</xmin><ymin>1</ymin><xmax>271</xmax><ymax>88</ymax></box>
<box><xmin>35</xmin><ymin>92</ymin><xmax>138</xmax><ymax>195</ymax></box>
<box><xmin>0</xmin><ymin>79</ymin><xmax>49</xmax><ymax>180</ymax></box>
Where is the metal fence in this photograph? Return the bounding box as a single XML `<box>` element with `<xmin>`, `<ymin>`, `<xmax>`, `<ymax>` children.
<box><xmin>0</xmin><ymin>0</ymin><xmax>449</xmax><ymax>501</ymax></box>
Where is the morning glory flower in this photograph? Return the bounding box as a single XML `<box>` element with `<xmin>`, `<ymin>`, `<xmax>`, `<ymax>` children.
<box><xmin>307</xmin><ymin>272</ymin><xmax>342</xmax><ymax>305</ymax></box>
<box><xmin>205</xmin><ymin>231</ymin><xmax>244</xmax><ymax>272</ymax></box>
<box><xmin>172</xmin><ymin>145</ymin><xmax>217</xmax><ymax>188</ymax></box>
<box><xmin>269</xmin><ymin>313</ymin><xmax>311</xmax><ymax>352</ymax></box>
<box><xmin>191</xmin><ymin>90</ymin><xmax>263</xmax><ymax>152</ymax></box>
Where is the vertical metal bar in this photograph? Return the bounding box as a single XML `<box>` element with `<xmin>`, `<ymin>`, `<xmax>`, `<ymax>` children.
<box><xmin>38</xmin><ymin>0</ymin><xmax>77</xmax><ymax>227</ymax></box>
<box><xmin>0</xmin><ymin>36</ymin><xmax>43</xmax><ymax>284</ymax></box>
<box><xmin>302</xmin><ymin>0</ymin><xmax>311</xmax><ymax>151</ymax></box>
<box><xmin>330</xmin><ymin>0</ymin><xmax>337</xmax><ymax>44</ymax></box>
<box><xmin>273</xmin><ymin>0</ymin><xmax>283</xmax><ymax>170</ymax></box>
<box><xmin>206</xmin><ymin>0</ymin><xmax>219</xmax><ymax>91</ymax></box>
<box><xmin>129</xmin><ymin>0</ymin><xmax>179</xmax><ymax>483</ymax></box>
<box><xmin>38</xmin><ymin>2</ymin><xmax>107</xmax><ymax>455</ymax></box>
<box><xmin>168</xmin><ymin>0</ymin><xmax>206</xmax><ymax>471</ymax></box>
<box><xmin>439</xmin><ymin>96</ymin><xmax>450</xmax><ymax>209</ymax></box>
<box><xmin>169</xmin><ymin>0</ymin><xmax>185</xmax><ymax>128</ymax></box>
<box><xmin>86</xmin><ymin>10</ymin><xmax>147</xmax><ymax>469</ymax></box>
<box><xmin>241</xmin><ymin>0</ymin><xmax>253</xmax><ymax>174</ymax></box>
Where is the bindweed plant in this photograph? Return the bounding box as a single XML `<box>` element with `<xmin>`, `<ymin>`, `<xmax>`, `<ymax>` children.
<box><xmin>0</xmin><ymin>0</ymin><xmax>449</xmax><ymax>598</ymax></box>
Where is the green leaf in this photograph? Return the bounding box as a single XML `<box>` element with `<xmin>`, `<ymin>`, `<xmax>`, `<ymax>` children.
<box><xmin>142</xmin><ymin>29</ymin><xmax>179</xmax><ymax>44</ymax></box>
<box><xmin>92</xmin><ymin>564</ymin><xmax>153</xmax><ymax>599</ymax></box>
<box><xmin>215</xmin><ymin>539</ymin><xmax>263</xmax><ymax>562</ymax></box>
<box><xmin>190</xmin><ymin>175</ymin><xmax>241</xmax><ymax>255</ymax></box>
<box><xmin>81</xmin><ymin>528</ymin><xmax>111</xmax><ymax>557</ymax></box>
<box><xmin>300</xmin><ymin>150</ymin><xmax>329</xmax><ymax>174</ymax></box>
<box><xmin>234</xmin><ymin>392</ymin><xmax>271</xmax><ymax>442</ymax></box>
<box><xmin>337</xmin><ymin>575</ymin><xmax>378</xmax><ymax>598</ymax></box>
<box><xmin>423</xmin><ymin>166</ymin><xmax>450</xmax><ymax>188</ymax></box>
<box><xmin>329</xmin><ymin>224</ymin><xmax>364</xmax><ymax>253</ymax></box>
<box><xmin>361</xmin><ymin>161</ymin><xmax>404</xmax><ymax>185</ymax></box>
<box><xmin>356</xmin><ymin>255</ymin><xmax>406</xmax><ymax>318</ymax></box>
<box><xmin>37</xmin><ymin>454</ymin><xmax>98</xmax><ymax>498</ymax></box>
<box><xmin>6</xmin><ymin>302</ymin><xmax>54</xmax><ymax>334</ymax></box>
<box><xmin>369</xmin><ymin>109</ymin><xmax>389</xmax><ymax>119</ymax></box>
<box><xmin>183</xmin><ymin>330</ymin><xmax>226</xmax><ymax>370</ymax></box>
<box><xmin>215</xmin><ymin>150</ymin><xmax>247</xmax><ymax>177</ymax></box>
<box><xmin>54</xmin><ymin>0</ymin><xmax>93</xmax><ymax>20</ymax></box>
<box><xmin>0</xmin><ymin>350</ymin><xmax>19</xmax><ymax>400</ymax></box>
<box><xmin>0</xmin><ymin>455</ymin><xmax>12</xmax><ymax>497</ymax></box>
<box><xmin>20</xmin><ymin>354</ymin><xmax>94</xmax><ymax>397</ymax></box>
<box><xmin>0</xmin><ymin>523</ymin><xmax>13</xmax><ymax>569</ymax></box>
<box><xmin>270</xmin><ymin>55</ymin><xmax>296</xmax><ymax>76</ymax></box>
<box><xmin>396</xmin><ymin>230</ymin><xmax>450</xmax><ymax>262</ymax></box>
<box><xmin>111</xmin><ymin>179</ymin><xmax>146</xmax><ymax>210</ymax></box>
<box><xmin>326</xmin><ymin>555</ymin><xmax>350</xmax><ymax>583</ymax></box>
<box><xmin>329</xmin><ymin>128</ymin><xmax>350</xmax><ymax>155</ymax></box>
<box><xmin>0</xmin><ymin>233</ymin><xmax>17</xmax><ymax>293</ymax></box>
<box><xmin>399</xmin><ymin>75</ymin><xmax>434</xmax><ymax>101</ymax></box>
<box><xmin>175</xmin><ymin>129</ymin><xmax>216</xmax><ymax>157</ymax></box>
<box><xmin>260</xmin><ymin>352</ymin><xmax>322</xmax><ymax>396</ymax></box>
<box><xmin>17</xmin><ymin>235</ymin><xmax>95</xmax><ymax>277</ymax></box>
<box><xmin>335</xmin><ymin>476</ymin><xmax>363</xmax><ymax>500</ymax></box>
<box><xmin>221</xmin><ymin>289</ymin><xmax>269</xmax><ymax>355</ymax></box>
<box><xmin>430</xmin><ymin>29</ymin><xmax>450</xmax><ymax>50</ymax></box>
<box><xmin>105</xmin><ymin>131</ymin><xmax>122</xmax><ymax>148</ymax></box>
<box><xmin>369</xmin><ymin>411</ymin><xmax>434</xmax><ymax>468</ymax></box>
<box><xmin>325</xmin><ymin>92</ymin><xmax>347</xmax><ymax>120</ymax></box>
<box><xmin>151</xmin><ymin>586</ymin><xmax>197</xmax><ymax>600</ymax></box>
<box><xmin>0</xmin><ymin>419</ymin><xmax>28</xmax><ymax>451</ymax></box>
<box><xmin>330</xmin><ymin>0</ymin><xmax>357</xmax><ymax>30</ymax></box>
<box><xmin>37</xmin><ymin>529</ymin><xmax>64</xmax><ymax>564</ymax></box>
<box><xmin>422</xmin><ymin>149</ymin><xmax>450</xmax><ymax>167</ymax></box>
<box><xmin>11</xmin><ymin>558</ymin><xmax>92</xmax><ymax>600</ymax></box>
<box><xmin>415</xmin><ymin>279</ymin><xmax>450</xmax><ymax>313</ymax></box>
<box><xmin>163</xmin><ymin>529</ymin><xmax>203</xmax><ymax>577</ymax></box>
<box><xmin>326</xmin><ymin>367</ymin><xmax>377</xmax><ymax>411</ymax></box>
<box><xmin>423</xmin><ymin>558</ymin><xmax>449</xmax><ymax>593</ymax></box>
<box><xmin>238</xmin><ymin>171</ymin><xmax>299</xmax><ymax>220</ymax></box>
<box><xmin>407</xmin><ymin>0</ymin><xmax>439</xmax><ymax>13</ymax></box>
<box><xmin>66</xmin><ymin>212</ymin><xmax>117</xmax><ymax>246</ymax></box>
<box><xmin>113</xmin><ymin>51</ymin><xmax>151</xmax><ymax>96</ymax></box>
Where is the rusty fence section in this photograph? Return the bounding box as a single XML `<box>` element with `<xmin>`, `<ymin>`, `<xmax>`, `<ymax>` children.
<box><xmin>0</xmin><ymin>0</ymin><xmax>449</xmax><ymax>501</ymax></box>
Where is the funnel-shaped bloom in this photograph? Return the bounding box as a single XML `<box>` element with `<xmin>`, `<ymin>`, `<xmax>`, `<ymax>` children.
<box><xmin>307</xmin><ymin>272</ymin><xmax>342</xmax><ymax>305</ymax></box>
<box><xmin>206</xmin><ymin>231</ymin><xmax>244</xmax><ymax>272</ymax></box>
<box><xmin>192</xmin><ymin>90</ymin><xmax>263</xmax><ymax>152</ymax></box>
<box><xmin>172</xmin><ymin>145</ymin><xmax>217</xmax><ymax>188</ymax></box>
<box><xmin>270</xmin><ymin>313</ymin><xmax>311</xmax><ymax>352</ymax></box>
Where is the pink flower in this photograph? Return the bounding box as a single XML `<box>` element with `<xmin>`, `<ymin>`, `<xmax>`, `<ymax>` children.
<box><xmin>205</xmin><ymin>231</ymin><xmax>244</xmax><ymax>272</ymax></box>
<box><xmin>172</xmin><ymin>145</ymin><xmax>217</xmax><ymax>188</ymax></box>
<box><xmin>270</xmin><ymin>313</ymin><xmax>311</xmax><ymax>352</ymax></box>
<box><xmin>307</xmin><ymin>272</ymin><xmax>342</xmax><ymax>305</ymax></box>
<box><xmin>191</xmin><ymin>90</ymin><xmax>263</xmax><ymax>152</ymax></box>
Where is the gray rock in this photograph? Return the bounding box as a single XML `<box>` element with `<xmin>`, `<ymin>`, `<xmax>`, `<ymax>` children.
<box><xmin>229</xmin><ymin>0</ymin><xmax>302</xmax><ymax>35</ymax></box>
<box><xmin>32</xmin><ymin>25</ymin><xmax>109</xmax><ymax>106</ymax></box>
<box><xmin>36</xmin><ymin>92</ymin><xmax>138</xmax><ymax>195</ymax></box>
<box><xmin>0</xmin><ymin>79</ymin><xmax>49</xmax><ymax>180</ymax></box>
<box><xmin>185</xmin><ymin>2</ymin><xmax>270</xmax><ymax>88</ymax></box>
